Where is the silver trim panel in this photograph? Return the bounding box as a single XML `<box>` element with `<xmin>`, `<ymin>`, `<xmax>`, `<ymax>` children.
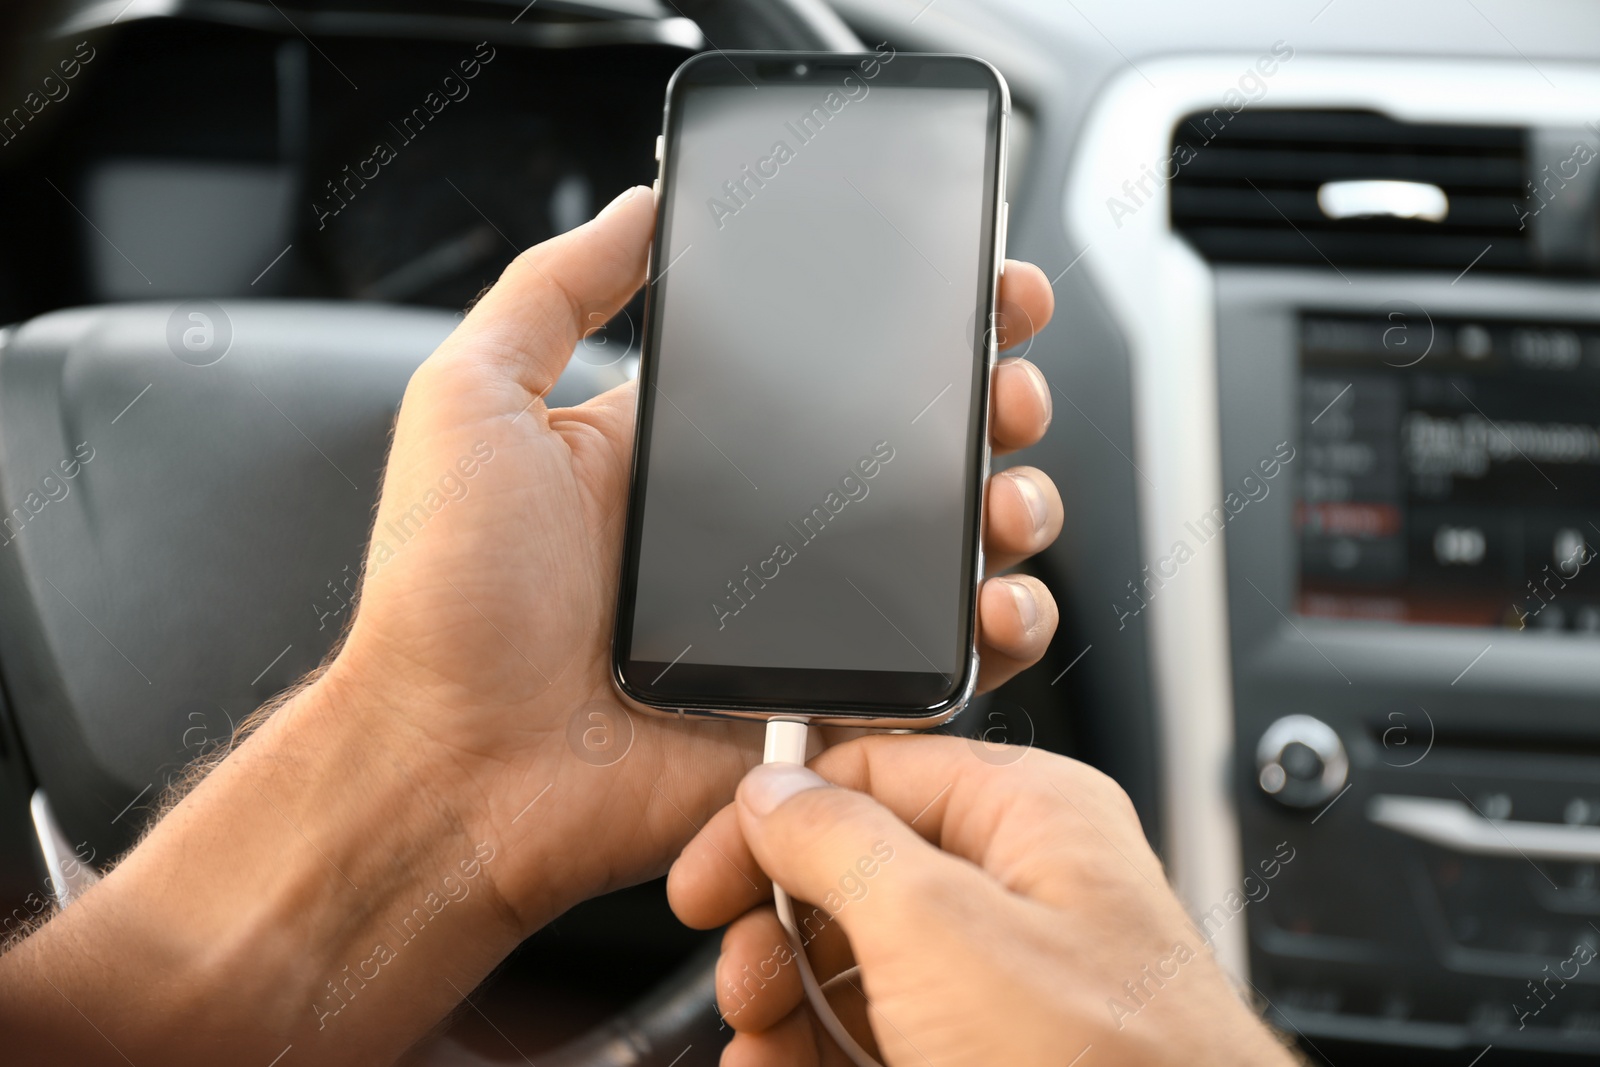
<box><xmin>57</xmin><ymin>0</ymin><xmax>707</xmax><ymax>51</ymax></box>
<box><xmin>1370</xmin><ymin>793</ymin><xmax>1600</xmax><ymax>862</ymax></box>
<box><xmin>30</xmin><ymin>790</ymin><xmax>101</xmax><ymax>908</ymax></box>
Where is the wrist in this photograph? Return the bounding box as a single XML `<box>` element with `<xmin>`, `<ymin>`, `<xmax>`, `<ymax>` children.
<box><xmin>332</xmin><ymin>622</ymin><xmax>676</xmax><ymax>935</ymax></box>
<box><xmin>242</xmin><ymin>659</ymin><xmax>526</xmax><ymax>1040</ymax></box>
<box><xmin>1185</xmin><ymin>962</ymin><xmax>1299</xmax><ymax>1067</ymax></box>
<box><xmin>324</xmin><ymin>636</ymin><xmax>582</xmax><ymax>933</ymax></box>
<box><xmin>50</xmin><ymin>659</ymin><xmax>525</xmax><ymax>1060</ymax></box>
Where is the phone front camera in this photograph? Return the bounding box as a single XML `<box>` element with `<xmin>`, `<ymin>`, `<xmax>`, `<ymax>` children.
<box><xmin>794</xmin><ymin>63</ymin><xmax>809</xmax><ymax>76</ymax></box>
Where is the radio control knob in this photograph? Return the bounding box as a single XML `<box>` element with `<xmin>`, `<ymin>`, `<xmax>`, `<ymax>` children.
<box><xmin>1257</xmin><ymin>715</ymin><xmax>1348</xmax><ymax>809</ymax></box>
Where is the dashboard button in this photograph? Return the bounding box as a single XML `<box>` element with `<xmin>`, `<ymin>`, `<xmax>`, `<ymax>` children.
<box><xmin>1257</xmin><ymin>715</ymin><xmax>1349</xmax><ymax>809</ymax></box>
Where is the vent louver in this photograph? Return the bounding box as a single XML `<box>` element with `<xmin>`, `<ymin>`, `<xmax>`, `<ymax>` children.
<box><xmin>1168</xmin><ymin>110</ymin><xmax>1530</xmax><ymax>273</ymax></box>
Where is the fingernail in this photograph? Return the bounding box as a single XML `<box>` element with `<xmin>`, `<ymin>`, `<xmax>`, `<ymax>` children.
<box><xmin>1024</xmin><ymin>361</ymin><xmax>1052</xmax><ymax>427</ymax></box>
<box><xmin>741</xmin><ymin>763</ymin><xmax>828</xmax><ymax>817</ymax></box>
<box><xmin>1003</xmin><ymin>576</ymin><xmax>1039</xmax><ymax>633</ymax></box>
<box><xmin>1007</xmin><ymin>469</ymin><xmax>1048</xmax><ymax>535</ymax></box>
<box><xmin>597</xmin><ymin>185</ymin><xmax>644</xmax><ymax>219</ymax></box>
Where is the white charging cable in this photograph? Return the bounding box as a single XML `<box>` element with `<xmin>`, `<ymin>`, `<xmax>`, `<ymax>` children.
<box><xmin>762</xmin><ymin>719</ymin><xmax>884</xmax><ymax>1067</ymax></box>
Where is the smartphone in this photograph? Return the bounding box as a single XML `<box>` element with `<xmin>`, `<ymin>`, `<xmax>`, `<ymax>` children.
<box><xmin>611</xmin><ymin>49</ymin><xmax>1009</xmax><ymax>727</ymax></box>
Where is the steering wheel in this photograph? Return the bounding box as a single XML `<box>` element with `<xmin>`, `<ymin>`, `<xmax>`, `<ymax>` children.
<box><xmin>0</xmin><ymin>1</ymin><xmax>862</xmax><ymax>1065</ymax></box>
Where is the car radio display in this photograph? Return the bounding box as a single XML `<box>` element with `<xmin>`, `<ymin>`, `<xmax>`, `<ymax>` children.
<box><xmin>1297</xmin><ymin>312</ymin><xmax>1600</xmax><ymax>631</ymax></box>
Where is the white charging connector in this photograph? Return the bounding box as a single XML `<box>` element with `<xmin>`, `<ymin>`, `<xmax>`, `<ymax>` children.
<box><xmin>762</xmin><ymin>719</ymin><xmax>884</xmax><ymax>1067</ymax></box>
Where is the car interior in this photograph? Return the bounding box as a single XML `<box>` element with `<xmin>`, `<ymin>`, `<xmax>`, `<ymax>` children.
<box><xmin>2</xmin><ymin>0</ymin><xmax>1599</xmax><ymax>1063</ymax></box>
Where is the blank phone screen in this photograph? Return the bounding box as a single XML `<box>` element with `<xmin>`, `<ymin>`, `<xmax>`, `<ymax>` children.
<box><xmin>623</xmin><ymin>62</ymin><xmax>1000</xmax><ymax>702</ymax></box>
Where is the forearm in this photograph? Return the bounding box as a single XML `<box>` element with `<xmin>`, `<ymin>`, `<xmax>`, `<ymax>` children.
<box><xmin>0</xmin><ymin>660</ymin><xmax>524</xmax><ymax>1066</ymax></box>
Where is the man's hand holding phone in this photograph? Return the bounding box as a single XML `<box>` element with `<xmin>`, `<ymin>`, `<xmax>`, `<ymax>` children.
<box><xmin>337</xmin><ymin>184</ymin><xmax>1064</xmax><ymax>936</ymax></box>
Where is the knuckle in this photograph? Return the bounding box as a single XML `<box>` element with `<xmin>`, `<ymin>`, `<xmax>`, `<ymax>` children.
<box><xmin>874</xmin><ymin>852</ymin><xmax>946</xmax><ymax>908</ymax></box>
<box><xmin>506</xmin><ymin>247</ymin><xmax>586</xmax><ymax>324</ymax></box>
<box><xmin>887</xmin><ymin>858</ymin><xmax>988</xmax><ymax>929</ymax></box>
<box><xmin>1013</xmin><ymin>750</ymin><xmax>1140</xmax><ymax>826</ymax></box>
<box><xmin>500</xmin><ymin>243</ymin><xmax>542</xmax><ymax>284</ymax></box>
<box><xmin>1078</xmin><ymin>765</ymin><xmax>1145</xmax><ymax>835</ymax></box>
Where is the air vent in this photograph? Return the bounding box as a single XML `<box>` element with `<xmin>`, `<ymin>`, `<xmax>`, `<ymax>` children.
<box><xmin>1169</xmin><ymin>110</ymin><xmax>1531</xmax><ymax>273</ymax></box>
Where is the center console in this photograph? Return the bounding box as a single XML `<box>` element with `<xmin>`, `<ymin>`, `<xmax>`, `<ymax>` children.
<box><xmin>1067</xmin><ymin>54</ymin><xmax>1600</xmax><ymax>1058</ymax></box>
<box><xmin>1221</xmin><ymin>273</ymin><xmax>1600</xmax><ymax>1054</ymax></box>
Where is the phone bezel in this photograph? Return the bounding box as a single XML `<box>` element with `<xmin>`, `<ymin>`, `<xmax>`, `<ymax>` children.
<box><xmin>611</xmin><ymin>49</ymin><xmax>1010</xmax><ymax>727</ymax></box>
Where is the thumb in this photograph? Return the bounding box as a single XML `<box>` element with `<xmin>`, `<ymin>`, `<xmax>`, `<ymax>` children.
<box><xmin>436</xmin><ymin>184</ymin><xmax>654</xmax><ymax>400</ymax></box>
<box><xmin>735</xmin><ymin>763</ymin><xmax>992</xmax><ymax>958</ymax></box>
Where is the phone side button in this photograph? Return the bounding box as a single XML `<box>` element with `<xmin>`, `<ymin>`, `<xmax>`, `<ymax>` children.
<box><xmin>655</xmin><ymin>134</ymin><xmax>664</xmax><ymax>161</ymax></box>
<box><xmin>999</xmin><ymin>201</ymin><xmax>1009</xmax><ymax>269</ymax></box>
